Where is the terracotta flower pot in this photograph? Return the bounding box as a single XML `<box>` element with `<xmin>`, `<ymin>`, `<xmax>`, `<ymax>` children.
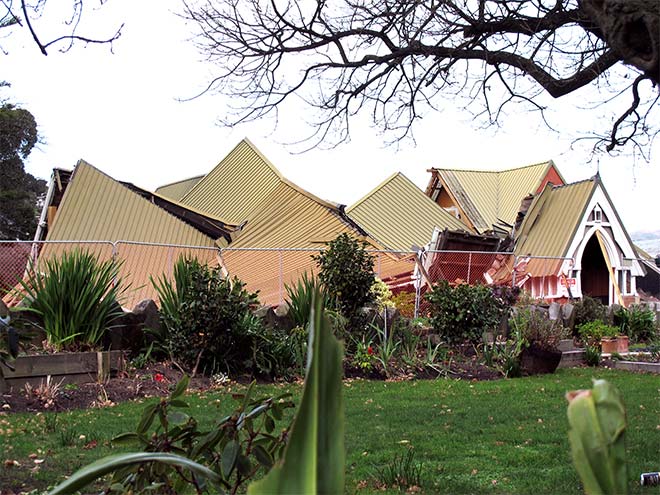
<box><xmin>600</xmin><ymin>337</ymin><xmax>618</xmax><ymax>354</ymax></box>
<box><xmin>616</xmin><ymin>335</ymin><xmax>629</xmax><ymax>354</ymax></box>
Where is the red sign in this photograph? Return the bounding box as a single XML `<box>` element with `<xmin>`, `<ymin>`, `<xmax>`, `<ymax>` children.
<box><xmin>560</xmin><ymin>277</ymin><xmax>576</xmax><ymax>287</ymax></box>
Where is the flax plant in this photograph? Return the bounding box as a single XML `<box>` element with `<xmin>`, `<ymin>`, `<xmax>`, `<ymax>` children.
<box><xmin>17</xmin><ymin>249</ymin><xmax>126</xmax><ymax>350</ymax></box>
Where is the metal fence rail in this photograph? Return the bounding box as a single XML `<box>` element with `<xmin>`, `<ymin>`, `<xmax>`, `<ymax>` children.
<box><xmin>1</xmin><ymin>240</ymin><xmax>651</xmax><ymax>312</ymax></box>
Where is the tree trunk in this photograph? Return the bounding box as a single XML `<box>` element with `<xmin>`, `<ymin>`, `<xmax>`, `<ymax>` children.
<box><xmin>581</xmin><ymin>0</ymin><xmax>660</xmax><ymax>83</ymax></box>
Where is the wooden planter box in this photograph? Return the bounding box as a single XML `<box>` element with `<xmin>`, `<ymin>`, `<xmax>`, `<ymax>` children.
<box><xmin>0</xmin><ymin>350</ymin><xmax>125</xmax><ymax>393</ymax></box>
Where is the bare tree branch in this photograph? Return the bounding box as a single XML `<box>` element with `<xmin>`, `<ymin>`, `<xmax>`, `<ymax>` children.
<box><xmin>182</xmin><ymin>0</ymin><xmax>660</xmax><ymax>151</ymax></box>
<box><xmin>1</xmin><ymin>0</ymin><xmax>122</xmax><ymax>55</ymax></box>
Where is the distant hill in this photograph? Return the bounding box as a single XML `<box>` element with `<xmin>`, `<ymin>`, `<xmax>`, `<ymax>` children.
<box><xmin>632</xmin><ymin>230</ymin><xmax>660</xmax><ymax>257</ymax></box>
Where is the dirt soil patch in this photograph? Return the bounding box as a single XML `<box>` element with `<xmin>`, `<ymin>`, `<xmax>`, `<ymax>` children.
<box><xmin>0</xmin><ymin>363</ymin><xmax>211</xmax><ymax>414</ymax></box>
<box><xmin>1</xmin><ymin>355</ymin><xmax>501</xmax><ymax>414</ymax></box>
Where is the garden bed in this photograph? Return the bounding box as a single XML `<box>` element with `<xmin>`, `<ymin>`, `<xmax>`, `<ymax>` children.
<box><xmin>0</xmin><ymin>350</ymin><xmax>126</xmax><ymax>394</ymax></box>
<box><xmin>0</xmin><ymin>362</ymin><xmax>211</xmax><ymax>413</ymax></box>
<box><xmin>611</xmin><ymin>360</ymin><xmax>660</xmax><ymax>374</ymax></box>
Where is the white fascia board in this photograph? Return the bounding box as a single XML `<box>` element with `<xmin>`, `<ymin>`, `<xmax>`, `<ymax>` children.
<box><xmin>566</xmin><ymin>183</ymin><xmax>643</xmax><ymax>276</ymax></box>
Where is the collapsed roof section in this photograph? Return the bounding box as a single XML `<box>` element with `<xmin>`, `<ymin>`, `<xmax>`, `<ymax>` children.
<box><xmin>177</xmin><ymin>139</ymin><xmax>284</xmax><ymax>225</ymax></box>
<box><xmin>155</xmin><ymin>175</ymin><xmax>205</xmax><ymax>202</ymax></box>
<box><xmin>425</xmin><ymin>161</ymin><xmax>564</xmax><ymax>234</ymax></box>
<box><xmin>34</xmin><ymin>160</ymin><xmax>240</xmax><ymax>308</ymax></box>
<box><xmin>41</xmin><ymin>160</ymin><xmax>237</xmax><ymax>246</ymax></box>
<box><xmin>347</xmin><ymin>172</ymin><xmax>469</xmax><ymax>251</ymax></box>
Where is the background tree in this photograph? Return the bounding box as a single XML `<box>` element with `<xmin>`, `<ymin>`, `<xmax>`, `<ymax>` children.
<box><xmin>183</xmin><ymin>0</ymin><xmax>659</xmax><ymax>153</ymax></box>
<box><xmin>0</xmin><ymin>96</ymin><xmax>46</xmax><ymax>240</ymax></box>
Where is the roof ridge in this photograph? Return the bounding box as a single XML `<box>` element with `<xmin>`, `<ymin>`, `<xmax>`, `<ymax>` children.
<box><xmin>346</xmin><ymin>172</ymin><xmax>401</xmax><ymax>213</ymax></box>
<box><xmin>156</xmin><ymin>174</ymin><xmax>206</xmax><ymax>190</ymax></box>
<box><xmin>280</xmin><ymin>177</ymin><xmax>342</xmax><ymax>212</ymax></box>
<box><xmin>550</xmin><ymin>176</ymin><xmax>596</xmax><ymax>190</ymax></box>
<box><xmin>75</xmin><ymin>160</ymin><xmax>237</xmax><ymax>233</ymax></box>
<box><xmin>180</xmin><ymin>138</ymin><xmax>284</xmax><ymax>203</ymax></box>
<box><xmin>431</xmin><ymin>160</ymin><xmax>551</xmax><ymax>174</ymax></box>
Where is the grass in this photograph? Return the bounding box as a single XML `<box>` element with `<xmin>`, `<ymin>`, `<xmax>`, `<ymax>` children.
<box><xmin>1</xmin><ymin>368</ymin><xmax>659</xmax><ymax>494</ymax></box>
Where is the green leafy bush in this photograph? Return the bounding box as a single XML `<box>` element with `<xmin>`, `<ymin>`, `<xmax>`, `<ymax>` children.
<box><xmin>154</xmin><ymin>257</ymin><xmax>302</xmax><ymax>378</ymax></box>
<box><xmin>391</xmin><ymin>291</ymin><xmax>416</xmax><ymax>318</ymax></box>
<box><xmin>574</xmin><ymin>296</ymin><xmax>608</xmax><ymax>329</ymax></box>
<box><xmin>370</xmin><ymin>278</ymin><xmax>394</xmax><ymax>310</ymax></box>
<box><xmin>577</xmin><ymin>320</ymin><xmax>618</xmax><ymax>346</ymax></box>
<box><xmin>614</xmin><ymin>305</ymin><xmax>656</xmax><ymax>343</ymax></box>
<box><xmin>510</xmin><ymin>308</ymin><xmax>569</xmax><ymax>351</ymax></box>
<box><xmin>16</xmin><ymin>249</ymin><xmax>126</xmax><ymax>350</ymax></box>
<box><xmin>51</xmin><ymin>376</ymin><xmax>294</xmax><ymax>494</ymax></box>
<box><xmin>284</xmin><ymin>272</ymin><xmax>328</xmax><ymax>329</ymax></box>
<box><xmin>153</xmin><ymin>257</ymin><xmax>260</xmax><ymax>375</ymax></box>
<box><xmin>313</xmin><ymin>233</ymin><xmax>375</xmax><ymax>332</ymax></box>
<box><xmin>426</xmin><ymin>281</ymin><xmax>509</xmax><ymax>345</ymax></box>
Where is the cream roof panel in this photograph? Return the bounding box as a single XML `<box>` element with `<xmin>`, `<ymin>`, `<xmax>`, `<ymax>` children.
<box><xmin>230</xmin><ymin>181</ymin><xmax>356</xmax><ymax>249</ymax></box>
<box><xmin>48</xmin><ymin>160</ymin><xmax>216</xmax><ymax>248</ymax></box>
<box><xmin>432</xmin><ymin>161</ymin><xmax>556</xmax><ymax>233</ymax></box>
<box><xmin>180</xmin><ymin>139</ymin><xmax>283</xmax><ymax>223</ymax></box>
<box><xmin>514</xmin><ymin>179</ymin><xmax>595</xmax><ymax>258</ymax></box>
<box><xmin>155</xmin><ymin>175</ymin><xmax>205</xmax><ymax>201</ymax></box>
<box><xmin>347</xmin><ymin>173</ymin><xmax>468</xmax><ymax>251</ymax></box>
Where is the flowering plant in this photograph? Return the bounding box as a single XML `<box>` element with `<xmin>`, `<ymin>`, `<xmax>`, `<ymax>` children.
<box><xmin>353</xmin><ymin>339</ymin><xmax>376</xmax><ymax>371</ymax></box>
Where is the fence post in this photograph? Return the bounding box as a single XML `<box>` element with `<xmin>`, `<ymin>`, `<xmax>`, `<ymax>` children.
<box><xmin>511</xmin><ymin>255</ymin><xmax>517</xmax><ymax>287</ymax></box>
<box><xmin>377</xmin><ymin>252</ymin><xmax>382</xmax><ymax>278</ymax></box>
<box><xmin>278</xmin><ymin>250</ymin><xmax>284</xmax><ymax>305</ymax></box>
<box><xmin>467</xmin><ymin>252</ymin><xmax>472</xmax><ymax>283</ymax></box>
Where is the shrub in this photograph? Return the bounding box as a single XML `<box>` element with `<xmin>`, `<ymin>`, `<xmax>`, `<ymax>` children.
<box><xmin>615</xmin><ymin>305</ymin><xmax>656</xmax><ymax>343</ymax></box>
<box><xmin>426</xmin><ymin>281</ymin><xmax>509</xmax><ymax>345</ymax></box>
<box><xmin>577</xmin><ymin>320</ymin><xmax>618</xmax><ymax>346</ymax></box>
<box><xmin>313</xmin><ymin>233</ymin><xmax>375</xmax><ymax>332</ymax></box>
<box><xmin>153</xmin><ymin>257</ymin><xmax>260</xmax><ymax>375</ymax></box>
<box><xmin>574</xmin><ymin>296</ymin><xmax>607</xmax><ymax>328</ymax></box>
<box><xmin>391</xmin><ymin>291</ymin><xmax>416</xmax><ymax>318</ymax></box>
<box><xmin>16</xmin><ymin>249</ymin><xmax>126</xmax><ymax>350</ymax></box>
<box><xmin>370</xmin><ymin>278</ymin><xmax>394</xmax><ymax>310</ymax></box>
<box><xmin>284</xmin><ymin>272</ymin><xmax>328</xmax><ymax>329</ymax></box>
<box><xmin>584</xmin><ymin>344</ymin><xmax>601</xmax><ymax>366</ymax></box>
<box><xmin>510</xmin><ymin>307</ymin><xmax>569</xmax><ymax>351</ymax></box>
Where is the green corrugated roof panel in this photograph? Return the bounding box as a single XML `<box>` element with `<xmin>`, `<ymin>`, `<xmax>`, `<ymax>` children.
<box><xmin>155</xmin><ymin>175</ymin><xmax>205</xmax><ymax>201</ymax></box>
<box><xmin>180</xmin><ymin>139</ymin><xmax>283</xmax><ymax>224</ymax></box>
<box><xmin>347</xmin><ymin>173</ymin><xmax>468</xmax><ymax>251</ymax></box>
<box><xmin>48</xmin><ymin>160</ymin><xmax>216</xmax><ymax>247</ymax></box>
<box><xmin>514</xmin><ymin>179</ymin><xmax>595</xmax><ymax>258</ymax></box>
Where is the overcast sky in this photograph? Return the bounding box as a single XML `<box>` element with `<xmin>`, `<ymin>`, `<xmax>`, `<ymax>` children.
<box><xmin>2</xmin><ymin>1</ymin><xmax>658</xmax><ymax>234</ymax></box>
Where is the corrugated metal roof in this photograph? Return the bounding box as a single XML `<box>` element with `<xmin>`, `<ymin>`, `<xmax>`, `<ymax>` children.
<box><xmin>47</xmin><ymin>161</ymin><xmax>218</xmax><ymax>247</ymax></box>
<box><xmin>229</xmin><ymin>181</ymin><xmax>356</xmax><ymax>249</ymax></box>
<box><xmin>346</xmin><ymin>172</ymin><xmax>469</xmax><ymax>251</ymax></box>
<box><xmin>219</xmin><ymin>177</ymin><xmax>413</xmax><ymax>305</ymax></box>
<box><xmin>429</xmin><ymin>162</ymin><xmax>558</xmax><ymax>233</ymax></box>
<box><xmin>155</xmin><ymin>175</ymin><xmax>205</xmax><ymax>201</ymax></box>
<box><xmin>42</xmin><ymin>161</ymin><xmax>219</xmax><ymax>308</ymax></box>
<box><xmin>514</xmin><ymin>179</ymin><xmax>595</xmax><ymax>259</ymax></box>
<box><xmin>180</xmin><ymin>139</ymin><xmax>283</xmax><ymax>224</ymax></box>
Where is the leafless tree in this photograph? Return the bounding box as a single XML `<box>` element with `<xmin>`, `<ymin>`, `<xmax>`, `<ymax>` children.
<box><xmin>182</xmin><ymin>0</ymin><xmax>659</xmax><ymax>154</ymax></box>
<box><xmin>0</xmin><ymin>0</ymin><xmax>122</xmax><ymax>55</ymax></box>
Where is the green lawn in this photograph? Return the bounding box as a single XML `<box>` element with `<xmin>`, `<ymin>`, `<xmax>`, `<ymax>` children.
<box><xmin>1</xmin><ymin>368</ymin><xmax>659</xmax><ymax>494</ymax></box>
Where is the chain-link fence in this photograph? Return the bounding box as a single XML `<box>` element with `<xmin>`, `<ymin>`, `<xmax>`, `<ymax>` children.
<box><xmin>2</xmin><ymin>240</ymin><xmax>653</xmax><ymax>312</ymax></box>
